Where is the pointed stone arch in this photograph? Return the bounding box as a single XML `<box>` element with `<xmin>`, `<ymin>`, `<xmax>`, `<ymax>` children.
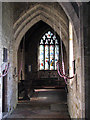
<box><xmin>13</xmin><ymin>3</ymin><xmax>69</xmax><ymax>52</ymax></box>
<box><xmin>12</xmin><ymin>3</ymin><xmax>85</xmax><ymax>119</ymax></box>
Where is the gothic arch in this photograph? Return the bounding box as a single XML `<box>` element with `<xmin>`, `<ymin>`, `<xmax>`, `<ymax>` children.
<box><xmin>13</xmin><ymin>3</ymin><xmax>69</xmax><ymax>52</ymax></box>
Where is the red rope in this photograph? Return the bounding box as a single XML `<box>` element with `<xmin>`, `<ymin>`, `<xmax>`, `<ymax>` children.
<box><xmin>56</xmin><ymin>61</ymin><xmax>74</xmax><ymax>84</ymax></box>
<box><xmin>0</xmin><ymin>62</ymin><xmax>10</xmax><ymax>77</ymax></box>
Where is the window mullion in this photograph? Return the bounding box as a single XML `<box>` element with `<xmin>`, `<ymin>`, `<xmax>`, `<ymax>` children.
<box><xmin>39</xmin><ymin>31</ymin><xmax>59</xmax><ymax>71</ymax></box>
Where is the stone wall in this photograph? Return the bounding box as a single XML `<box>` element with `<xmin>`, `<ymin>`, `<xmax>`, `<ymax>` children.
<box><xmin>1</xmin><ymin>3</ymin><xmax>17</xmax><ymax>118</ymax></box>
<box><xmin>67</xmin><ymin>30</ymin><xmax>83</xmax><ymax>118</ymax></box>
<box><xmin>62</xmin><ymin>3</ymin><xmax>86</xmax><ymax>119</ymax></box>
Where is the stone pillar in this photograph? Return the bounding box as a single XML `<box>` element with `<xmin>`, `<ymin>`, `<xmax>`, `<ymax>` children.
<box><xmin>69</xmin><ymin>21</ymin><xmax>74</xmax><ymax>85</ymax></box>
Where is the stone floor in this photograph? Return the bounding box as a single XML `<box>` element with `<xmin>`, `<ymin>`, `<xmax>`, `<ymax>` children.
<box><xmin>4</xmin><ymin>89</ymin><xmax>70</xmax><ymax>120</ymax></box>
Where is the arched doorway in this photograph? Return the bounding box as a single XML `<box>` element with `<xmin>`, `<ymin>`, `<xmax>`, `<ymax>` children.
<box><xmin>12</xmin><ymin>2</ymin><xmax>85</xmax><ymax>119</ymax></box>
<box><xmin>17</xmin><ymin>20</ymin><xmax>67</xmax><ymax>100</ymax></box>
<box><xmin>15</xmin><ymin>19</ymin><xmax>70</xmax><ymax>119</ymax></box>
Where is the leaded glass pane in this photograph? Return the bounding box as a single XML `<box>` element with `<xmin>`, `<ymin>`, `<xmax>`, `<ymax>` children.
<box><xmin>45</xmin><ymin>45</ymin><xmax>49</xmax><ymax>70</ymax></box>
<box><xmin>46</xmin><ymin>31</ymin><xmax>53</xmax><ymax>39</ymax></box>
<box><xmin>55</xmin><ymin>45</ymin><xmax>59</xmax><ymax>70</ymax></box>
<box><xmin>50</xmin><ymin>45</ymin><xmax>54</xmax><ymax>70</ymax></box>
<box><xmin>42</xmin><ymin>35</ymin><xmax>46</xmax><ymax>40</ymax></box>
<box><xmin>39</xmin><ymin>31</ymin><xmax>59</xmax><ymax>71</ymax></box>
<box><xmin>40</xmin><ymin>45</ymin><xmax>44</xmax><ymax>70</ymax></box>
<box><xmin>40</xmin><ymin>39</ymin><xmax>44</xmax><ymax>44</ymax></box>
<box><xmin>53</xmin><ymin>35</ymin><xmax>56</xmax><ymax>40</ymax></box>
<box><xmin>55</xmin><ymin>39</ymin><xmax>58</xmax><ymax>44</ymax></box>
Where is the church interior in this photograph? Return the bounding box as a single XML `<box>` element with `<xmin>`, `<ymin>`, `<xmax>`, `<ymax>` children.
<box><xmin>0</xmin><ymin>2</ymin><xmax>90</xmax><ymax>119</ymax></box>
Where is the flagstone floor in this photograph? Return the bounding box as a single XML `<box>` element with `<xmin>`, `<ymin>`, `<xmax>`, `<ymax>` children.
<box><xmin>4</xmin><ymin>89</ymin><xmax>70</xmax><ymax>120</ymax></box>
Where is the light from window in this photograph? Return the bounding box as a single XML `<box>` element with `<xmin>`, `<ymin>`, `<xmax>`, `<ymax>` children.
<box><xmin>40</xmin><ymin>44</ymin><xmax>44</xmax><ymax>70</ymax></box>
<box><xmin>39</xmin><ymin>31</ymin><xmax>59</xmax><ymax>70</ymax></box>
<box><xmin>55</xmin><ymin>40</ymin><xmax>59</xmax><ymax>70</ymax></box>
<box><xmin>50</xmin><ymin>40</ymin><xmax>54</xmax><ymax>70</ymax></box>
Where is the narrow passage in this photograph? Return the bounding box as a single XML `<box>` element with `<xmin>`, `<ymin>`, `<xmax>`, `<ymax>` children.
<box><xmin>6</xmin><ymin>89</ymin><xmax>70</xmax><ymax>120</ymax></box>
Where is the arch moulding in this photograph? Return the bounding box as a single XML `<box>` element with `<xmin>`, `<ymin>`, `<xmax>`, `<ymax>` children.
<box><xmin>13</xmin><ymin>3</ymin><xmax>69</xmax><ymax>52</ymax></box>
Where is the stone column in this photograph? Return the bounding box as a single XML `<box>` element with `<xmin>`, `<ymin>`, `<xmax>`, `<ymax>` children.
<box><xmin>69</xmin><ymin>21</ymin><xmax>74</xmax><ymax>85</ymax></box>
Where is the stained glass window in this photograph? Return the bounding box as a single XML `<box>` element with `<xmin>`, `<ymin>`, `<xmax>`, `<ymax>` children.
<box><xmin>45</xmin><ymin>44</ymin><xmax>49</xmax><ymax>70</ymax></box>
<box><xmin>50</xmin><ymin>40</ymin><xmax>54</xmax><ymax>70</ymax></box>
<box><xmin>40</xmin><ymin>40</ymin><xmax>44</xmax><ymax>70</ymax></box>
<box><xmin>39</xmin><ymin>31</ymin><xmax>59</xmax><ymax>70</ymax></box>
<box><xmin>55</xmin><ymin>40</ymin><xmax>59</xmax><ymax>70</ymax></box>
